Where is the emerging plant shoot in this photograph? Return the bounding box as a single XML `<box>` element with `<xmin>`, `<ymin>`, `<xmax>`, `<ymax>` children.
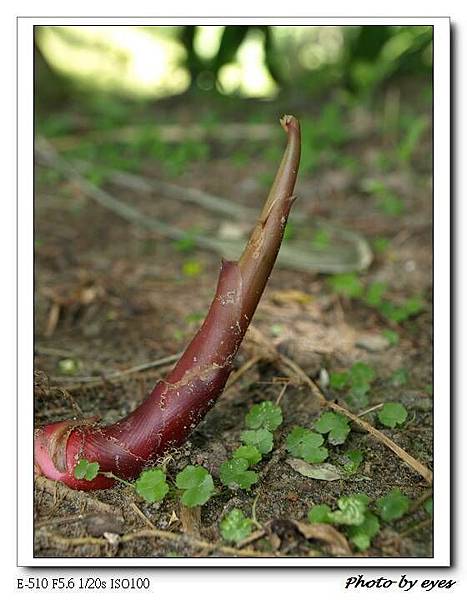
<box><xmin>34</xmin><ymin>115</ymin><xmax>301</xmax><ymax>490</ymax></box>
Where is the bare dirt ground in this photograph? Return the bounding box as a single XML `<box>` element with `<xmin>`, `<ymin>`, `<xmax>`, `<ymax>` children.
<box><xmin>33</xmin><ymin>92</ymin><xmax>433</xmax><ymax>559</ymax></box>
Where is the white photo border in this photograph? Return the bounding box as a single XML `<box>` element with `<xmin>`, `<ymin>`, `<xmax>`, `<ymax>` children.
<box><xmin>18</xmin><ymin>16</ymin><xmax>450</xmax><ymax>567</ymax></box>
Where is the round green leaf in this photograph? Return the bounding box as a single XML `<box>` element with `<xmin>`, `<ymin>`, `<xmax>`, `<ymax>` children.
<box><xmin>245</xmin><ymin>401</ymin><xmax>283</xmax><ymax>431</ymax></box>
<box><xmin>348</xmin><ymin>512</ymin><xmax>380</xmax><ymax>550</ymax></box>
<box><xmin>175</xmin><ymin>465</ymin><xmax>214</xmax><ymax>507</ymax></box>
<box><xmin>135</xmin><ymin>468</ymin><xmax>169</xmax><ymax>503</ymax></box>
<box><xmin>376</xmin><ymin>488</ymin><xmax>410</xmax><ymax>522</ymax></box>
<box><xmin>219</xmin><ymin>458</ymin><xmax>258</xmax><ymax>491</ymax></box>
<box><xmin>74</xmin><ymin>458</ymin><xmax>99</xmax><ymax>481</ymax></box>
<box><xmin>377</xmin><ymin>402</ymin><xmax>408</xmax><ymax>428</ymax></box>
<box><xmin>308</xmin><ymin>504</ymin><xmax>332</xmax><ymax>524</ymax></box>
<box><xmin>240</xmin><ymin>429</ymin><xmax>273</xmax><ymax>454</ymax></box>
<box><xmin>233</xmin><ymin>445</ymin><xmax>262</xmax><ymax>466</ymax></box>
<box><xmin>314</xmin><ymin>412</ymin><xmax>350</xmax><ymax>445</ymax></box>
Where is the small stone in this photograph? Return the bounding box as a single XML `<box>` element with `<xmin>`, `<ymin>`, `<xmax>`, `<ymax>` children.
<box><xmin>355</xmin><ymin>334</ymin><xmax>391</xmax><ymax>352</ymax></box>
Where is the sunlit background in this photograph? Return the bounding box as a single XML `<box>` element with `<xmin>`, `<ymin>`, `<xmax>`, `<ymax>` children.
<box><xmin>36</xmin><ymin>25</ymin><xmax>432</xmax><ymax>101</ymax></box>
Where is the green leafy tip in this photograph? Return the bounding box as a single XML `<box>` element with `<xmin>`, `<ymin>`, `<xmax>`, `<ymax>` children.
<box><xmin>314</xmin><ymin>412</ymin><xmax>350</xmax><ymax>445</ymax></box>
<box><xmin>175</xmin><ymin>465</ymin><xmax>214</xmax><ymax>507</ymax></box>
<box><xmin>219</xmin><ymin>458</ymin><xmax>258</xmax><ymax>491</ymax></box>
<box><xmin>74</xmin><ymin>458</ymin><xmax>100</xmax><ymax>481</ymax></box>
<box><xmin>376</xmin><ymin>488</ymin><xmax>410</xmax><ymax>522</ymax></box>
<box><xmin>240</xmin><ymin>429</ymin><xmax>274</xmax><ymax>455</ymax></box>
<box><xmin>245</xmin><ymin>401</ymin><xmax>283</xmax><ymax>432</ymax></box>
<box><xmin>135</xmin><ymin>468</ymin><xmax>169</xmax><ymax>503</ymax></box>
<box><xmin>377</xmin><ymin>402</ymin><xmax>408</xmax><ymax>428</ymax></box>
<box><xmin>286</xmin><ymin>427</ymin><xmax>328</xmax><ymax>463</ymax></box>
<box><xmin>343</xmin><ymin>449</ymin><xmax>364</xmax><ymax>474</ymax></box>
<box><xmin>220</xmin><ymin>509</ymin><xmax>253</xmax><ymax>543</ymax></box>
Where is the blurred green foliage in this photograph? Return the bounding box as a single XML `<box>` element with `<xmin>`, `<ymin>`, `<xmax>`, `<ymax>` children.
<box><xmin>35</xmin><ymin>25</ymin><xmax>432</xmax><ymax>107</ymax></box>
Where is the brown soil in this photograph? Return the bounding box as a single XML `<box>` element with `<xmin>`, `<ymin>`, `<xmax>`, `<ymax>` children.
<box><xmin>34</xmin><ymin>94</ymin><xmax>433</xmax><ymax>559</ymax></box>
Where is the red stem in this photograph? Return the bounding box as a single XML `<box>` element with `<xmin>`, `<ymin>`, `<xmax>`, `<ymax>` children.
<box><xmin>34</xmin><ymin>115</ymin><xmax>301</xmax><ymax>490</ymax></box>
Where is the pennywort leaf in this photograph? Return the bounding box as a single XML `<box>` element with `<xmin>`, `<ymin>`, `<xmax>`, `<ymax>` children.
<box><xmin>328</xmin><ymin>273</ymin><xmax>364</xmax><ymax>299</ymax></box>
<box><xmin>286</xmin><ymin>427</ymin><xmax>328</xmax><ymax>463</ymax></box>
<box><xmin>424</xmin><ymin>497</ymin><xmax>433</xmax><ymax>517</ymax></box>
<box><xmin>175</xmin><ymin>465</ymin><xmax>214</xmax><ymax>507</ymax></box>
<box><xmin>314</xmin><ymin>412</ymin><xmax>350</xmax><ymax>445</ymax></box>
<box><xmin>376</xmin><ymin>488</ymin><xmax>410</xmax><ymax>522</ymax></box>
<box><xmin>219</xmin><ymin>458</ymin><xmax>258</xmax><ymax>491</ymax></box>
<box><xmin>343</xmin><ymin>449</ymin><xmax>364</xmax><ymax>474</ymax></box>
<box><xmin>377</xmin><ymin>402</ymin><xmax>408</xmax><ymax>428</ymax></box>
<box><xmin>308</xmin><ymin>504</ymin><xmax>333</xmax><ymax>524</ymax></box>
<box><xmin>347</xmin><ymin>512</ymin><xmax>380</xmax><ymax>551</ymax></box>
<box><xmin>240</xmin><ymin>429</ymin><xmax>274</xmax><ymax>455</ymax></box>
<box><xmin>74</xmin><ymin>458</ymin><xmax>99</xmax><ymax>481</ymax></box>
<box><xmin>135</xmin><ymin>468</ymin><xmax>169</xmax><ymax>503</ymax></box>
<box><xmin>233</xmin><ymin>445</ymin><xmax>262</xmax><ymax>466</ymax></box>
<box><xmin>245</xmin><ymin>401</ymin><xmax>283</xmax><ymax>432</ymax></box>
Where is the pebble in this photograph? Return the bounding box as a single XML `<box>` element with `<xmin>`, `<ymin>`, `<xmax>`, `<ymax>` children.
<box><xmin>355</xmin><ymin>334</ymin><xmax>391</xmax><ymax>352</ymax></box>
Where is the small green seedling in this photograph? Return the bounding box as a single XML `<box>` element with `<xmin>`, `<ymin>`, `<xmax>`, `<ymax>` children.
<box><xmin>240</xmin><ymin>429</ymin><xmax>274</xmax><ymax>455</ymax></box>
<box><xmin>175</xmin><ymin>465</ymin><xmax>214</xmax><ymax>507</ymax></box>
<box><xmin>342</xmin><ymin>449</ymin><xmax>364</xmax><ymax>474</ymax></box>
<box><xmin>135</xmin><ymin>468</ymin><xmax>169</xmax><ymax>503</ymax></box>
<box><xmin>377</xmin><ymin>402</ymin><xmax>408</xmax><ymax>428</ymax></box>
<box><xmin>349</xmin><ymin>362</ymin><xmax>376</xmax><ymax>386</ymax></box>
<box><xmin>376</xmin><ymin>488</ymin><xmax>410</xmax><ymax>522</ymax></box>
<box><xmin>286</xmin><ymin>427</ymin><xmax>328</xmax><ymax>463</ymax></box>
<box><xmin>383</xmin><ymin>329</ymin><xmax>400</xmax><ymax>346</ymax></box>
<box><xmin>327</xmin><ymin>273</ymin><xmax>364</xmax><ymax>299</ymax></box>
<box><xmin>219</xmin><ymin>458</ymin><xmax>258</xmax><ymax>491</ymax></box>
<box><xmin>308</xmin><ymin>504</ymin><xmax>333</xmax><ymax>524</ymax></box>
<box><xmin>245</xmin><ymin>401</ymin><xmax>283</xmax><ymax>432</ymax></box>
<box><xmin>372</xmin><ymin>237</ymin><xmax>390</xmax><ymax>253</ymax></box>
<box><xmin>232</xmin><ymin>445</ymin><xmax>262</xmax><ymax>466</ymax></box>
<box><xmin>308</xmin><ymin>495</ymin><xmax>380</xmax><ymax>551</ymax></box>
<box><xmin>347</xmin><ymin>512</ymin><xmax>380</xmax><ymax>551</ymax></box>
<box><xmin>377</xmin><ymin>192</ymin><xmax>405</xmax><ymax>217</ymax></box>
<box><xmin>423</xmin><ymin>497</ymin><xmax>433</xmax><ymax>517</ymax></box>
<box><xmin>331</xmin><ymin>494</ymin><xmax>370</xmax><ymax>526</ymax></box>
<box><xmin>365</xmin><ymin>282</ymin><xmax>387</xmax><ymax>307</ymax></box>
<box><xmin>174</xmin><ymin>233</ymin><xmax>196</xmax><ymax>253</ymax></box>
<box><xmin>74</xmin><ymin>458</ymin><xmax>99</xmax><ymax>481</ymax></box>
<box><xmin>379</xmin><ymin>297</ymin><xmax>424</xmax><ymax>323</ymax></box>
<box><xmin>314</xmin><ymin>412</ymin><xmax>350</xmax><ymax>445</ymax></box>
<box><xmin>329</xmin><ymin>371</ymin><xmax>350</xmax><ymax>391</ymax></box>
<box><xmin>390</xmin><ymin>368</ymin><xmax>409</xmax><ymax>386</ymax></box>
<box><xmin>220</xmin><ymin>509</ymin><xmax>254</xmax><ymax>543</ymax></box>
<box><xmin>330</xmin><ymin>362</ymin><xmax>376</xmax><ymax>408</ymax></box>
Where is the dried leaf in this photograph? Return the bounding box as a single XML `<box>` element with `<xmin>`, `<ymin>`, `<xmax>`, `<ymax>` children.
<box><xmin>286</xmin><ymin>458</ymin><xmax>343</xmax><ymax>481</ymax></box>
<box><xmin>292</xmin><ymin>520</ymin><xmax>351</xmax><ymax>556</ymax></box>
